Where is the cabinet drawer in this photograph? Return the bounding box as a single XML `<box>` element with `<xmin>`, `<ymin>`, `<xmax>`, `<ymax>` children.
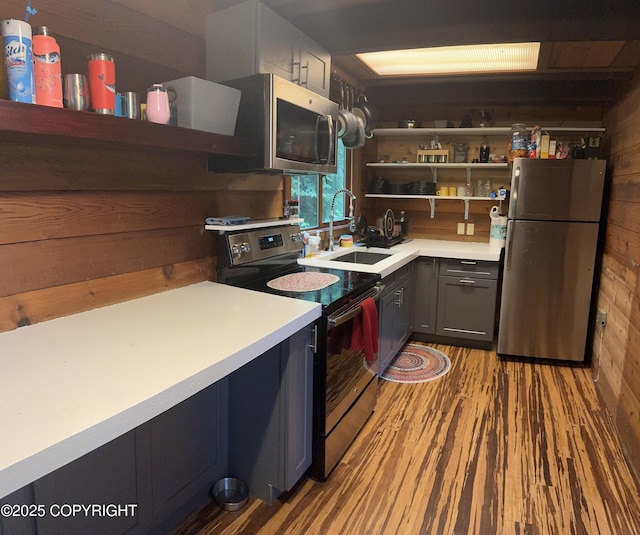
<box><xmin>394</xmin><ymin>263</ymin><xmax>412</xmax><ymax>284</ymax></box>
<box><xmin>382</xmin><ymin>262</ymin><xmax>411</xmax><ymax>289</ymax></box>
<box><xmin>439</xmin><ymin>259</ymin><xmax>499</xmax><ymax>279</ymax></box>
<box><xmin>436</xmin><ymin>275</ymin><xmax>498</xmax><ymax>342</ymax></box>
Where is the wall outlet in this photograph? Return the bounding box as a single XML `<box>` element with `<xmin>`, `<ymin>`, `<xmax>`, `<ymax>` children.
<box><xmin>596</xmin><ymin>309</ymin><xmax>607</xmax><ymax>327</ymax></box>
<box><xmin>466</xmin><ymin>223</ymin><xmax>475</xmax><ymax>235</ymax></box>
<box><xmin>457</xmin><ymin>223</ymin><xmax>465</xmax><ymax>235</ymax></box>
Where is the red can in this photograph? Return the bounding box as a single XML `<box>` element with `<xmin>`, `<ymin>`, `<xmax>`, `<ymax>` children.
<box><xmin>87</xmin><ymin>53</ymin><xmax>115</xmax><ymax>114</ymax></box>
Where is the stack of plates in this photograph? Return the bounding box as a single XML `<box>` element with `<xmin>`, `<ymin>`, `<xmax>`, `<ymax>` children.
<box><xmin>408</xmin><ymin>181</ymin><xmax>436</xmax><ymax>195</ymax></box>
<box><xmin>369</xmin><ymin>176</ymin><xmax>389</xmax><ymax>193</ymax></box>
<box><xmin>389</xmin><ymin>183</ymin><xmax>409</xmax><ymax>195</ymax></box>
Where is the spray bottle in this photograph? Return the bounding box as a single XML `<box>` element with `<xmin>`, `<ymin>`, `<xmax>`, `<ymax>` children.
<box><xmin>2</xmin><ymin>18</ymin><xmax>35</xmax><ymax>103</ymax></box>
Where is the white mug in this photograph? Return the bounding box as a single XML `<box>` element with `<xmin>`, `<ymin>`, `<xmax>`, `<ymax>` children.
<box><xmin>457</xmin><ymin>186</ymin><xmax>467</xmax><ymax>196</ymax></box>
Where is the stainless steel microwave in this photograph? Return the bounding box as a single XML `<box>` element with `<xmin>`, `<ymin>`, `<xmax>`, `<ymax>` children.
<box><xmin>213</xmin><ymin>73</ymin><xmax>338</xmax><ymax>174</ymax></box>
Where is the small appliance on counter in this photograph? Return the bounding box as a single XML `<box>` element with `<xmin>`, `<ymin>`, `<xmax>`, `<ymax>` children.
<box><xmin>361</xmin><ymin>209</ymin><xmax>408</xmax><ymax>248</ymax></box>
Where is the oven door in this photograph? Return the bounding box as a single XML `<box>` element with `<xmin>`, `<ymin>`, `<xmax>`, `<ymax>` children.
<box><xmin>324</xmin><ymin>284</ymin><xmax>382</xmax><ymax>436</ymax></box>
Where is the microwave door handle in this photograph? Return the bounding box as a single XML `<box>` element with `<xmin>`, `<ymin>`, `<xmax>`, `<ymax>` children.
<box><xmin>314</xmin><ymin>115</ymin><xmax>321</xmax><ymax>163</ymax></box>
<box><xmin>317</xmin><ymin>114</ymin><xmax>334</xmax><ymax>165</ymax></box>
<box><xmin>326</xmin><ymin>115</ymin><xmax>334</xmax><ymax>165</ymax></box>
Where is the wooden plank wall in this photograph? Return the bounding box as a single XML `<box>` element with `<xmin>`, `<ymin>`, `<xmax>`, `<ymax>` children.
<box><xmin>593</xmin><ymin>72</ymin><xmax>640</xmax><ymax>476</ymax></box>
<box><xmin>0</xmin><ymin>0</ymin><xmax>286</xmax><ymax>334</ymax></box>
<box><xmin>0</xmin><ymin>138</ymin><xmax>284</xmax><ymax>334</ymax></box>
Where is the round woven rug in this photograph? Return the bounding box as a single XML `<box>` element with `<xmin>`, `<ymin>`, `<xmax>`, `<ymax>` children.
<box><xmin>379</xmin><ymin>343</ymin><xmax>451</xmax><ymax>383</ymax></box>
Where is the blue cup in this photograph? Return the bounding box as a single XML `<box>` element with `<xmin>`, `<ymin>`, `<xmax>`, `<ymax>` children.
<box><xmin>114</xmin><ymin>92</ymin><xmax>127</xmax><ymax>117</ymax></box>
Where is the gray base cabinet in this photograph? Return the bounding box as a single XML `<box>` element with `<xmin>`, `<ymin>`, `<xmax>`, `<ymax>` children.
<box><xmin>379</xmin><ymin>262</ymin><xmax>415</xmax><ymax>372</ymax></box>
<box><xmin>413</xmin><ymin>257</ymin><xmax>438</xmax><ymax>335</ymax></box>
<box><xmin>228</xmin><ymin>324</ymin><xmax>314</xmax><ymax>504</ymax></box>
<box><xmin>413</xmin><ymin>257</ymin><xmax>500</xmax><ymax>343</ymax></box>
<box><xmin>18</xmin><ymin>381</ymin><xmax>228</xmax><ymax>535</ymax></box>
<box><xmin>144</xmin><ymin>383</ymin><xmax>229</xmax><ymax>534</ymax></box>
<box><xmin>206</xmin><ymin>0</ymin><xmax>331</xmax><ymax>97</ymax></box>
<box><xmin>436</xmin><ymin>259</ymin><xmax>500</xmax><ymax>342</ymax></box>
<box><xmin>0</xmin><ymin>325</ymin><xmax>315</xmax><ymax>533</ymax></box>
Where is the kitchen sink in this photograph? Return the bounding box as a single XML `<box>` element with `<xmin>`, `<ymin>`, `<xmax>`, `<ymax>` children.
<box><xmin>332</xmin><ymin>250</ymin><xmax>394</xmax><ymax>265</ymax></box>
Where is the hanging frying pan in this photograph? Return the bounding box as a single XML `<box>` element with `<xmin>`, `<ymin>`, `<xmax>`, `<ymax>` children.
<box><xmin>337</xmin><ymin>80</ymin><xmax>358</xmax><ymax>141</ymax></box>
<box><xmin>355</xmin><ymin>93</ymin><xmax>378</xmax><ymax>137</ymax></box>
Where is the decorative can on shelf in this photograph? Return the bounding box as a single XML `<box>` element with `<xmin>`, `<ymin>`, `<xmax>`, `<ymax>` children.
<box><xmin>509</xmin><ymin>123</ymin><xmax>528</xmax><ymax>162</ymax></box>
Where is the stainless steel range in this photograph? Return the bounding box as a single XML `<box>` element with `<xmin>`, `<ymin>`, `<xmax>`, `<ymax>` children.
<box><xmin>216</xmin><ymin>224</ymin><xmax>381</xmax><ymax>480</ymax></box>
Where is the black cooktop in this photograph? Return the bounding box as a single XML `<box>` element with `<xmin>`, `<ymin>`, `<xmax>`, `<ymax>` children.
<box><xmin>219</xmin><ymin>258</ymin><xmax>380</xmax><ymax>314</ymax></box>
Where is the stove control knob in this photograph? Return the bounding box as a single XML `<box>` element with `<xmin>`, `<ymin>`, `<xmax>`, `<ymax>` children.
<box><xmin>291</xmin><ymin>233</ymin><xmax>302</xmax><ymax>242</ymax></box>
<box><xmin>239</xmin><ymin>242</ymin><xmax>251</xmax><ymax>253</ymax></box>
<box><xmin>231</xmin><ymin>244</ymin><xmax>240</xmax><ymax>255</ymax></box>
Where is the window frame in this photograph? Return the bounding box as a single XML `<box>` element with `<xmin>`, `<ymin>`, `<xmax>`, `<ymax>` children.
<box><xmin>285</xmin><ymin>144</ymin><xmax>353</xmax><ymax>231</ymax></box>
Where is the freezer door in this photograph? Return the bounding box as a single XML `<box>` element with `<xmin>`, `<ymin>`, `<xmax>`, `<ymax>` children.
<box><xmin>509</xmin><ymin>159</ymin><xmax>606</xmax><ymax>222</ymax></box>
<box><xmin>497</xmin><ymin>219</ymin><xmax>599</xmax><ymax>361</ymax></box>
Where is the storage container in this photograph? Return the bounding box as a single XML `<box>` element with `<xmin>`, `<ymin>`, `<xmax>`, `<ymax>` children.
<box><xmin>162</xmin><ymin>76</ymin><xmax>241</xmax><ymax>135</ymax></box>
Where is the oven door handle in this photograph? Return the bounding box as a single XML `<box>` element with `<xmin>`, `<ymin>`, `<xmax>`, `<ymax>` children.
<box><xmin>327</xmin><ymin>284</ymin><xmax>384</xmax><ymax>328</ymax></box>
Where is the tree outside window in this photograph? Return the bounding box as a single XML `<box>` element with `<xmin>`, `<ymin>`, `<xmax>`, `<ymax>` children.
<box><xmin>290</xmin><ymin>140</ymin><xmax>347</xmax><ymax>230</ymax></box>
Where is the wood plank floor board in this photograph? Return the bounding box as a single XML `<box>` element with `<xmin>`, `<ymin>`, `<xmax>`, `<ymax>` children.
<box><xmin>173</xmin><ymin>343</ymin><xmax>640</xmax><ymax>535</ymax></box>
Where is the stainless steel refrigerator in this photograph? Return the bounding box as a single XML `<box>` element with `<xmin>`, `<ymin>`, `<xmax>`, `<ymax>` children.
<box><xmin>497</xmin><ymin>158</ymin><xmax>606</xmax><ymax>362</ymax></box>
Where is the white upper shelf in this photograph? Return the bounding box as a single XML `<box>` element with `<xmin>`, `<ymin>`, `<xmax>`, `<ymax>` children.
<box><xmin>366</xmin><ymin>162</ymin><xmax>509</xmax><ymax>169</ymax></box>
<box><xmin>204</xmin><ymin>217</ymin><xmax>303</xmax><ymax>232</ymax></box>
<box><xmin>372</xmin><ymin>126</ymin><xmax>606</xmax><ymax>136</ymax></box>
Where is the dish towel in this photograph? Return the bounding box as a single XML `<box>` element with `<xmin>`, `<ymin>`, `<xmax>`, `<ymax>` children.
<box><xmin>351</xmin><ymin>297</ymin><xmax>379</xmax><ymax>363</ymax></box>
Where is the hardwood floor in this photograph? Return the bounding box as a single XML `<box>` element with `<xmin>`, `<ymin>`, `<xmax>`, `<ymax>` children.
<box><xmin>173</xmin><ymin>343</ymin><xmax>640</xmax><ymax>535</ymax></box>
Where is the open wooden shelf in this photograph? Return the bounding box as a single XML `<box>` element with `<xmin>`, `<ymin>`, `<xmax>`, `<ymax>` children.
<box><xmin>0</xmin><ymin>99</ymin><xmax>255</xmax><ymax>157</ymax></box>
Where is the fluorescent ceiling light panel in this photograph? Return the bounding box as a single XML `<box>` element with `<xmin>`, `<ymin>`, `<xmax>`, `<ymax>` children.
<box><xmin>357</xmin><ymin>42</ymin><xmax>540</xmax><ymax>76</ymax></box>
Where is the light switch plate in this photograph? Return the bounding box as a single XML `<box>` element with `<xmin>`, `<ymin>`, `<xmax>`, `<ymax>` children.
<box><xmin>457</xmin><ymin>223</ymin><xmax>465</xmax><ymax>234</ymax></box>
<box><xmin>466</xmin><ymin>223</ymin><xmax>475</xmax><ymax>235</ymax></box>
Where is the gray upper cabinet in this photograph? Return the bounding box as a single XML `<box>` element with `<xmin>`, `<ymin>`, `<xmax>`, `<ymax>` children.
<box><xmin>206</xmin><ymin>0</ymin><xmax>331</xmax><ymax>97</ymax></box>
<box><xmin>298</xmin><ymin>34</ymin><xmax>331</xmax><ymax>97</ymax></box>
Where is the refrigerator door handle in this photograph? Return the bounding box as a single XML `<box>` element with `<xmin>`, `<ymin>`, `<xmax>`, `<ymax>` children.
<box><xmin>510</xmin><ymin>165</ymin><xmax>520</xmax><ymax>217</ymax></box>
<box><xmin>505</xmin><ymin>221</ymin><xmax>515</xmax><ymax>271</ymax></box>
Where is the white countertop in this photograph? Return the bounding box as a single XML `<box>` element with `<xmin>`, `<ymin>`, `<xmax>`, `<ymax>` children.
<box><xmin>298</xmin><ymin>238</ymin><xmax>503</xmax><ymax>277</ymax></box>
<box><xmin>0</xmin><ymin>282</ymin><xmax>321</xmax><ymax>499</ymax></box>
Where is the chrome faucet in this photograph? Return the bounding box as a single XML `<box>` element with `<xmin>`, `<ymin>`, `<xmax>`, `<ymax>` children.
<box><xmin>329</xmin><ymin>188</ymin><xmax>357</xmax><ymax>251</ymax></box>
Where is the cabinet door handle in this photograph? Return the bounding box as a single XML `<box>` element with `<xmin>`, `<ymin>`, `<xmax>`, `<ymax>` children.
<box><xmin>395</xmin><ymin>289</ymin><xmax>403</xmax><ymax>306</ymax></box>
<box><xmin>459</xmin><ymin>279</ymin><xmax>476</xmax><ymax>284</ymax></box>
<box><xmin>460</xmin><ymin>260</ymin><xmax>477</xmax><ymax>265</ymax></box>
<box><xmin>308</xmin><ymin>324</ymin><xmax>318</xmax><ymax>353</ymax></box>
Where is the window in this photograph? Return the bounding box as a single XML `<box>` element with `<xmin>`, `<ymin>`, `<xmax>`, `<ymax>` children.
<box><xmin>290</xmin><ymin>140</ymin><xmax>348</xmax><ymax>230</ymax></box>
